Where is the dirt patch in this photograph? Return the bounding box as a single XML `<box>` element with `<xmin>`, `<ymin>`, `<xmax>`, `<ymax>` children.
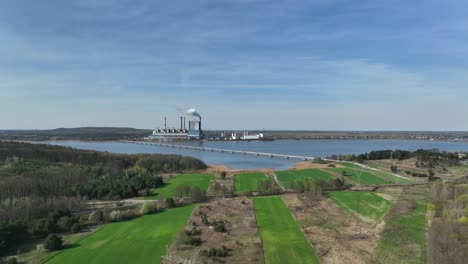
<box><xmin>166</xmin><ymin>198</ymin><xmax>264</xmax><ymax>264</ymax></box>
<box><xmin>282</xmin><ymin>194</ymin><xmax>384</xmax><ymax>264</ymax></box>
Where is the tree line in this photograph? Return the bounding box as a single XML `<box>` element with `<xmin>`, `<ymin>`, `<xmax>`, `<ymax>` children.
<box><xmin>327</xmin><ymin>148</ymin><xmax>466</xmax><ymax>165</ymax></box>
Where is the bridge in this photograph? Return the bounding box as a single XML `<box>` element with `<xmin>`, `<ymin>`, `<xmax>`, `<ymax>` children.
<box><xmin>120</xmin><ymin>140</ymin><xmax>315</xmax><ymax>161</ymax></box>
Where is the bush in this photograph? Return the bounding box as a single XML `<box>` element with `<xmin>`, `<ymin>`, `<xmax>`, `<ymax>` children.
<box><xmin>109</xmin><ymin>210</ymin><xmax>122</xmax><ymax>221</ymax></box>
<box><xmin>220</xmin><ymin>171</ymin><xmax>227</xmax><ymax>179</ymax></box>
<box><xmin>140</xmin><ymin>202</ymin><xmax>157</xmax><ymax>215</ymax></box>
<box><xmin>70</xmin><ymin>223</ymin><xmax>81</xmax><ymax>233</ymax></box>
<box><xmin>214</xmin><ymin>222</ymin><xmax>226</xmax><ymax>233</ymax></box>
<box><xmin>191</xmin><ymin>187</ymin><xmax>206</xmax><ymax>202</ymax></box>
<box><xmin>44</xmin><ymin>234</ymin><xmax>63</xmax><ymax>251</ymax></box>
<box><xmin>201</xmin><ymin>246</ymin><xmax>229</xmax><ymax>258</ymax></box>
<box><xmin>89</xmin><ymin>211</ymin><xmax>104</xmax><ymax>223</ymax></box>
<box><xmin>6</xmin><ymin>257</ymin><xmax>17</xmax><ymax>264</ymax></box>
<box><xmin>201</xmin><ymin>214</ymin><xmax>209</xmax><ymax>225</ymax></box>
<box><xmin>184</xmin><ymin>227</ymin><xmax>202</xmax><ymax>236</ymax></box>
<box><xmin>165</xmin><ymin>198</ymin><xmax>175</xmax><ymax>208</ymax></box>
<box><xmin>184</xmin><ymin>236</ymin><xmax>202</xmax><ymax>246</ymax></box>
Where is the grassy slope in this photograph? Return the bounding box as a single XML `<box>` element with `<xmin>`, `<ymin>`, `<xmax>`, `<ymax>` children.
<box><xmin>47</xmin><ymin>205</ymin><xmax>195</xmax><ymax>264</ymax></box>
<box><xmin>339</xmin><ymin>162</ymin><xmax>413</xmax><ymax>183</ymax></box>
<box><xmin>329</xmin><ymin>191</ymin><xmax>391</xmax><ymax>224</ymax></box>
<box><xmin>234</xmin><ymin>172</ymin><xmax>268</xmax><ymax>193</ymax></box>
<box><xmin>275</xmin><ymin>169</ymin><xmax>335</xmax><ymax>189</ymax></box>
<box><xmin>327</xmin><ymin>167</ymin><xmax>390</xmax><ymax>185</ymax></box>
<box><xmin>146</xmin><ymin>174</ymin><xmax>214</xmax><ymax>200</ymax></box>
<box><xmin>372</xmin><ymin>188</ymin><xmax>427</xmax><ymax>264</ymax></box>
<box><xmin>253</xmin><ymin>196</ymin><xmax>319</xmax><ymax>264</ymax></box>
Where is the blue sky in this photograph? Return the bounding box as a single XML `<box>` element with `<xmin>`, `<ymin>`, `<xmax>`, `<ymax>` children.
<box><xmin>1</xmin><ymin>0</ymin><xmax>467</xmax><ymax>130</ymax></box>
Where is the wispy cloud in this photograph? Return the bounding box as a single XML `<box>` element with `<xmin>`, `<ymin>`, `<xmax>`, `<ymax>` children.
<box><xmin>0</xmin><ymin>0</ymin><xmax>467</xmax><ymax>129</ymax></box>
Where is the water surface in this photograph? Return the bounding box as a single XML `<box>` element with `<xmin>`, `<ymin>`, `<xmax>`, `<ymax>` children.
<box><xmin>47</xmin><ymin>139</ymin><xmax>468</xmax><ymax>169</ymax></box>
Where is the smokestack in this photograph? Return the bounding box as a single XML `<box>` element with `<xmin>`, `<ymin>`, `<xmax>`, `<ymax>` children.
<box><xmin>164</xmin><ymin>116</ymin><xmax>167</xmax><ymax>130</ymax></box>
<box><xmin>183</xmin><ymin>117</ymin><xmax>186</xmax><ymax>130</ymax></box>
<box><xmin>180</xmin><ymin>116</ymin><xmax>183</xmax><ymax>130</ymax></box>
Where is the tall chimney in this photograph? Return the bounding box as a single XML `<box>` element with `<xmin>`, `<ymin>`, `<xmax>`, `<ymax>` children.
<box><xmin>180</xmin><ymin>116</ymin><xmax>183</xmax><ymax>130</ymax></box>
<box><xmin>164</xmin><ymin>116</ymin><xmax>167</xmax><ymax>130</ymax></box>
<box><xmin>183</xmin><ymin>117</ymin><xmax>186</xmax><ymax>130</ymax></box>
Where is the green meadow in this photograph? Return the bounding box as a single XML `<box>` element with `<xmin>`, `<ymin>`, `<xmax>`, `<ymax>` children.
<box><xmin>145</xmin><ymin>173</ymin><xmax>214</xmax><ymax>200</ymax></box>
<box><xmin>275</xmin><ymin>169</ymin><xmax>335</xmax><ymax>189</ymax></box>
<box><xmin>327</xmin><ymin>167</ymin><xmax>391</xmax><ymax>185</ymax></box>
<box><xmin>329</xmin><ymin>191</ymin><xmax>391</xmax><ymax>224</ymax></box>
<box><xmin>253</xmin><ymin>196</ymin><xmax>319</xmax><ymax>264</ymax></box>
<box><xmin>47</xmin><ymin>205</ymin><xmax>195</xmax><ymax>264</ymax></box>
<box><xmin>234</xmin><ymin>172</ymin><xmax>268</xmax><ymax>193</ymax></box>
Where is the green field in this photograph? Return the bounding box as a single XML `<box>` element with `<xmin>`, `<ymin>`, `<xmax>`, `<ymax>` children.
<box><xmin>47</xmin><ymin>205</ymin><xmax>195</xmax><ymax>264</ymax></box>
<box><xmin>327</xmin><ymin>167</ymin><xmax>391</xmax><ymax>185</ymax></box>
<box><xmin>253</xmin><ymin>196</ymin><xmax>319</xmax><ymax>264</ymax></box>
<box><xmin>339</xmin><ymin>162</ymin><xmax>413</xmax><ymax>183</ymax></box>
<box><xmin>146</xmin><ymin>173</ymin><xmax>214</xmax><ymax>200</ymax></box>
<box><xmin>275</xmin><ymin>169</ymin><xmax>335</xmax><ymax>189</ymax></box>
<box><xmin>329</xmin><ymin>191</ymin><xmax>391</xmax><ymax>224</ymax></box>
<box><xmin>372</xmin><ymin>188</ymin><xmax>427</xmax><ymax>263</ymax></box>
<box><xmin>234</xmin><ymin>172</ymin><xmax>268</xmax><ymax>193</ymax></box>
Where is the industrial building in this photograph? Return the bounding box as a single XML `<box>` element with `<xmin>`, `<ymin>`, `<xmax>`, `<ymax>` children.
<box><xmin>147</xmin><ymin>109</ymin><xmax>204</xmax><ymax>141</ymax></box>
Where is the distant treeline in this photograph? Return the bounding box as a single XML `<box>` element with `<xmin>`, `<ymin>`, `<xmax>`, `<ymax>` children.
<box><xmin>0</xmin><ymin>127</ymin><xmax>152</xmax><ymax>141</ymax></box>
<box><xmin>328</xmin><ymin>149</ymin><xmax>466</xmax><ymax>166</ymax></box>
<box><xmin>0</xmin><ymin>141</ymin><xmax>206</xmax><ymax>172</ymax></box>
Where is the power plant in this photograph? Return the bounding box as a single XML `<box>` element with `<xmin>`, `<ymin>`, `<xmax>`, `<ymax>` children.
<box><xmin>147</xmin><ymin>109</ymin><xmax>204</xmax><ymax>141</ymax></box>
<box><xmin>146</xmin><ymin>108</ymin><xmax>265</xmax><ymax>141</ymax></box>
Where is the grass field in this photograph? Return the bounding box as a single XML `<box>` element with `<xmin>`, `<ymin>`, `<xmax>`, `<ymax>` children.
<box><xmin>339</xmin><ymin>162</ymin><xmax>413</xmax><ymax>183</ymax></box>
<box><xmin>234</xmin><ymin>172</ymin><xmax>268</xmax><ymax>193</ymax></box>
<box><xmin>253</xmin><ymin>196</ymin><xmax>319</xmax><ymax>264</ymax></box>
<box><xmin>275</xmin><ymin>169</ymin><xmax>335</xmax><ymax>189</ymax></box>
<box><xmin>329</xmin><ymin>191</ymin><xmax>391</xmax><ymax>224</ymax></box>
<box><xmin>372</xmin><ymin>187</ymin><xmax>427</xmax><ymax>263</ymax></box>
<box><xmin>327</xmin><ymin>167</ymin><xmax>391</xmax><ymax>185</ymax></box>
<box><xmin>47</xmin><ymin>205</ymin><xmax>195</xmax><ymax>264</ymax></box>
<box><xmin>146</xmin><ymin>174</ymin><xmax>214</xmax><ymax>200</ymax></box>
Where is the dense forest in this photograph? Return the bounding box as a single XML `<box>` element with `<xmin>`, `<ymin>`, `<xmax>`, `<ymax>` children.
<box><xmin>0</xmin><ymin>141</ymin><xmax>206</xmax><ymax>219</ymax></box>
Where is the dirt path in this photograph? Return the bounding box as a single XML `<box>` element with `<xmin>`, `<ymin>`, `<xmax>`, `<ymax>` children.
<box><xmin>263</xmin><ymin>169</ymin><xmax>286</xmax><ymax>191</ymax></box>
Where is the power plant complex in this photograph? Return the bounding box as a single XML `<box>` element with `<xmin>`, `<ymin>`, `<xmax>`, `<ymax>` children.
<box><xmin>146</xmin><ymin>108</ymin><xmax>264</xmax><ymax>141</ymax></box>
<box><xmin>147</xmin><ymin>109</ymin><xmax>205</xmax><ymax>140</ymax></box>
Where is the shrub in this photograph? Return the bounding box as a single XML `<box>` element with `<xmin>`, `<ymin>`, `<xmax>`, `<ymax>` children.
<box><xmin>44</xmin><ymin>234</ymin><xmax>63</xmax><ymax>251</ymax></box>
<box><xmin>140</xmin><ymin>202</ymin><xmax>156</xmax><ymax>215</ymax></box>
<box><xmin>165</xmin><ymin>198</ymin><xmax>175</xmax><ymax>208</ymax></box>
<box><xmin>220</xmin><ymin>171</ymin><xmax>227</xmax><ymax>179</ymax></box>
<box><xmin>109</xmin><ymin>210</ymin><xmax>122</xmax><ymax>221</ymax></box>
<box><xmin>89</xmin><ymin>211</ymin><xmax>104</xmax><ymax>223</ymax></box>
<box><xmin>6</xmin><ymin>257</ymin><xmax>17</xmax><ymax>264</ymax></box>
<box><xmin>184</xmin><ymin>227</ymin><xmax>202</xmax><ymax>236</ymax></box>
<box><xmin>214</xmin><ymin>222</ymin><xmax>226</xmax><ymax>233</ymax></box>
<box><xmin>459</xmin><ymin>216</ymin><xmax>468</xmax><ymax>225</ymax></box>
<box><xmin>201</xmin><ymin>246</ymin><xmax>229</xmax><ymax>258</ymax></box>
<box><xmin>184</xmin><ymin>236</ymin><xmax>202</xmax><ymax>246</ymax></box>
<box><xmin>201</xmin><ymin>214</ymin><xmax>209</xmax><ymax>225</ymax></box>
<box><xmin>70</xmin><ymin>223</ymin><xmax>81</xmax><ymax>233</ymax></box>
<box><xmin>191</xmin><ymin>187</ymin><xmax>206</xmax><ymax>202</ymax></box>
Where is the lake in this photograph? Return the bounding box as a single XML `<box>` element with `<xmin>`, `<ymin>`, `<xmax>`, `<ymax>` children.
<box><xmin>46</xmin><ymin>139</ymin><xmax>468</xmax><ymax>170</ymax></box>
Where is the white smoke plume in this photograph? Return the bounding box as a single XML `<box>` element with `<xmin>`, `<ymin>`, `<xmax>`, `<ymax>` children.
<box><xmin>186</xmin><ymin>108</ymin><xmax>201</xmax><ymax>119</ymax></box>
